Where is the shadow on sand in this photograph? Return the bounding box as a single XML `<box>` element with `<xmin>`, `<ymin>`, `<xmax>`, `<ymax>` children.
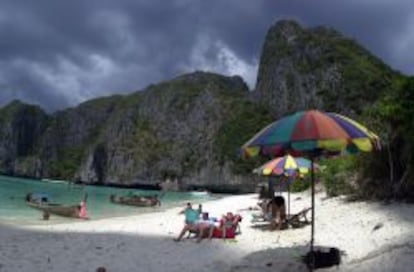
<box><xmin>0</xmin><ymin>223</ymin><xmax>239</xmax><ymax>272</ymax></box>
<box><xmin>229</xmin><ymin>245</ymin><xmax>309</xmax><ymax>272</ymax></box>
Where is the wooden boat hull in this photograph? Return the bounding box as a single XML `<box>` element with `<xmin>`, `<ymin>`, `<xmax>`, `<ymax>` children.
<box><xmin>27</xmin><ymin>201</ymin><xmax>81</xmax><ymax>218</ymax></box>
<box><xmin>110</xmin><ymin>195</ymin><xmax>159</xmax><ymax>207</ymax></box>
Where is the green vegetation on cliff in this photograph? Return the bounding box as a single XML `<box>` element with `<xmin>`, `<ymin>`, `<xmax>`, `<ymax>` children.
<box><xmin>49</xmin><ymin>146</ymin><xmax>85</xmax><ymax>178</ymax></box>
<box><xmin>355</xmin><ymin>76</ymin><xmax>414</xmax><ymax>200</ymax></box>
<box><xmin>214</xmin><ymin>100</ymin><xmax>273</xmax><ymax>174</ymax></box>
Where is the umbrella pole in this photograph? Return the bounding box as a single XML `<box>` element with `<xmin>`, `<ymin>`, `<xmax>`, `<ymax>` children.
<box><xmin>287</xmin><ymin>177</ymin><xmax>290</xmax><ymax>218</ymax></box>
<box><xmin>310</xmin><ymin>157</ymin><xmax>315</xmax><ymax>259</ymax></box>
<box><xmin>268</xmin><ymin>178</ymin><xmax>273</xmax><ymax>198</ymax></box>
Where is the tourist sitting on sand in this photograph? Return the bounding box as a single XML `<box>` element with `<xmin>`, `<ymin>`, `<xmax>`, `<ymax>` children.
<box><xmin>267</xmin><ymin>195</ymin><xmax>286</xmax><ymax>230</ymax></box>
<box><xmin>217</xmin><ymin>212</ymin><xmax>242</xmax><ymax>240</ymax></box>
<box><xmin>174</xmin><ymin>211</ymin><xmax>217</xmax><ymax>243</ymax></box>
<box><xmin>175</xmin><ymin>203</ymin><xmax>200</xmax><ymax>241</ymax></box>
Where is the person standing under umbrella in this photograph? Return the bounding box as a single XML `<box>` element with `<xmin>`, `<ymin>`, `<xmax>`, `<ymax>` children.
<box><xmin>267</xmin><ymin>195</ymin><xmax>286</xmax><ymax>230</ymax></box>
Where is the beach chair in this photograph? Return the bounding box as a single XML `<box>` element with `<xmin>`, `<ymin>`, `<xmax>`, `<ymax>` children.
<box><xmin>251</xmin><ymin>212</ymin><xmax>272</xmax><ymax>223</ymax></box>
<box><xmin>287</xmin><ymin>207</ymin><xmax>311</xmax><ymax>228</ymax></box>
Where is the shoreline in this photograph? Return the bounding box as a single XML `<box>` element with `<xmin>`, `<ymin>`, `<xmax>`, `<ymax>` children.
<box><xmin>3</xmin><ymin>195</ymin><xmax>221</xmax><ymax>227</ymax></box>
<box><xmin>1</xmin><ymin>174</ymin><xmax>255</xmax><ymax>194</ymax></box>
<box><xmin>0</xmin><ymin>175</ymin><xmax>224</xmax><ymax>226</ymax></box>
<box><xmin>1</xmin><ymin>192</ymin><xmax>414</xmax><ymax>271</ymax></box>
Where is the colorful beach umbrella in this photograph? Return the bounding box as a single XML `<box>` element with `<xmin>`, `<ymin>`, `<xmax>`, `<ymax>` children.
<box><xmin>241</xmin><ymin>110</ymin><xmax>380</xmax><ymax>269</ymax></box>
<box><xmin>253</xmin><ymin>155</ymin><xmax>319</xmax><ymax>219</ymax></box>
<box><xmin>253</xmin><ymin>154</ymin><xmax>316</xmax><ymax>176</ymax></box>
<box><xmin>242</xmin><ymin>110</ymin><xmax>380</xmax><ymax>158</ymax></box>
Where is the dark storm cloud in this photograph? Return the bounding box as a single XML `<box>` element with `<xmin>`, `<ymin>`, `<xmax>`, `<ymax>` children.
<box><xmin>0</xmin><ymin>0</ymin><xmax>413</xmax><ymax>111</ymax></box>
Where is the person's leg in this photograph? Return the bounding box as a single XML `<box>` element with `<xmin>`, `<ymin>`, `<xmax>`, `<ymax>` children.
<box><xmin>222</xmin><ymin>226</ymin><xmax>227</xmax><ymax>240</ymax></box>
<box><xmin>233</xmin><ymin>215</ymin><xmax>241</xmax><ymax>233</ymax></box>
<box><xmin>269</xmin><ymin>209</ymin><xmax>279</xmax><ymax>230</ymax></box>
<box><xmin>276</xmin><ymin>208</ymin><xmax>287</xmax><ymax>230</ymax></box>
<box><xmin>280</xmin><ymin>205</ymin><xmax>287</xmax><ymax>223</ymax></box>
<box><xmin>273</xmin><ymin>209</ymin><xmax>282</xmax><ymax>230</ymax></box>
<box><xmin>275</xmin><ymin>216</ymin><xmax>282</xmax><ymax>230</ymax></box>
<box><xmin>196</xmin><ymin>225</ymin><xmax>207</xmax><ymax>243</ymax></box>
<box><xmin>279</xmin><ymin>205</ymin><xmax>287</xmax><ymax>229</ymax></box>
<box><xmin>269</xmin><ymin>218</ymin><xmax>277</xmax><ymax>230</ymax></box>
<box><xmin>174</xmin><ymin>225</ymin><xmax>190</xmax><ymax>241</ymax></box>
<box><xmin>208</xmin><ymin>225</ymin><xmax>215</xmax><ymax>240</ymax></box>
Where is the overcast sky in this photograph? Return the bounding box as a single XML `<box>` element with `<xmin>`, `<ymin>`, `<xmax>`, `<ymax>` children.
<box><xmin>1</xmin><ymin>0</ymin><xmax>413</xmax><ymax>111</ymax></box>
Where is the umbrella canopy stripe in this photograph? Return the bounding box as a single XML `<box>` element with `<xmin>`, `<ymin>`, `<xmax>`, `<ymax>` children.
<box><xmin>269</xmin><ymin>111</ymin><xmax>304</xmax><ymax>142</ymax></box>
<box><xmin>242</xmin><ymin>112</ymin><xmax>302</xmax><ymax>145</ymax></box>
<box><xmin>326</xmin><ymin>113</ymin><xmax>374</xmax><ymax>138</ymax></box>
<box><xmin>330</xmin><ymin>113</ymin><xmax>381</xmax><ymax>141</ymax></box>
<box><xmin>291</xmin><ymin>110</ymin><xmax>349</xmax><ymax>140</ymax></box>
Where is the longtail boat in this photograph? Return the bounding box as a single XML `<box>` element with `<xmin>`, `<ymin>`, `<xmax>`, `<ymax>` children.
<box><xmin>109</xmin><ymin>194</ymin><xmax>161</xmax><ymax>207</ymax></box>
<box><xmin>25</xmin><ymin>193</ymin><xmax>88</xmax><ymax>219</ymax></box>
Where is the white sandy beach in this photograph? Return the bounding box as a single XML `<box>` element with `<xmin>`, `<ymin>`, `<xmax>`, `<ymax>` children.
<box><xmin>1</xmin><ymin>190</ymin><xmax>414</xmax><ymax>272</ymax></box>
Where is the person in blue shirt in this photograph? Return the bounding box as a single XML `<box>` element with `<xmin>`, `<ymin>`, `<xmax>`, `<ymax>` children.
<box><xmin>174</xmin><ymin>202</ymin><xmax>203</xmax><ymax>241</ymax></box>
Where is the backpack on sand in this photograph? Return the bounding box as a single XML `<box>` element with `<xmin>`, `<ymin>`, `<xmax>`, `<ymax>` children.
<box><xmin>303</xmin><ymin>247</ymin><xmax>341</xmax><ymax>269</ymax></box>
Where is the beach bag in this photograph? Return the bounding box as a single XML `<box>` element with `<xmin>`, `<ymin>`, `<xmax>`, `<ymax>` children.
<box><xmin>303</xmin><ymin>247</ymin><xmax>341</xmax><ymax>269</ymax></box>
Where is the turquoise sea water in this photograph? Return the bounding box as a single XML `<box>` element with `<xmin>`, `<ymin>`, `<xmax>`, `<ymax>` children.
<box><xmin>0</xmin><ymin>175</ymin><xmax>215</xmax><ymax>225</ymax></box>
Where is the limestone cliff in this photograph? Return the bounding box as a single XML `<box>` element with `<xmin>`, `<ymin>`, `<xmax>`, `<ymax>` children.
<box><xmin>255</xmin><ymin>20</ymin><xmax>398</xmax><ymax>118</ymax></box>
<box><xmin>0</xmin><ymin>101</ymin><xmax>49</xmax><ymax>176</ymax></box>
<box><xmin>0</xmin><ymin>72</ymin><xmax>266</xmax><ymax>192</ymax></box>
